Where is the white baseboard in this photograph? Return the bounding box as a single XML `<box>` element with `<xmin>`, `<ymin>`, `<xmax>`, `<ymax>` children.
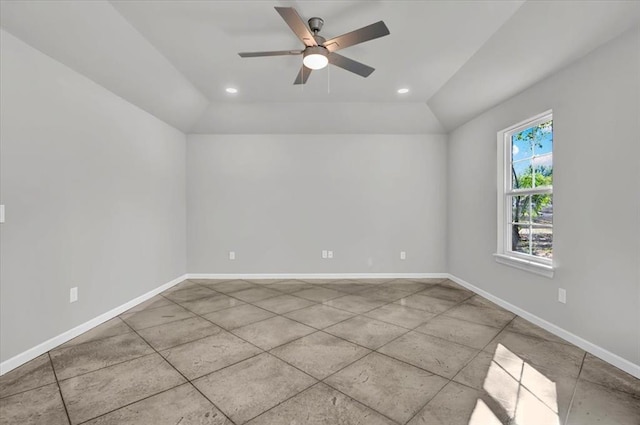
<box><xmin>446</xmin><ymin>274</ymin><xmax>640</xmax><ymax>379</ymax></box>
<box><xmin>187</xmin><ymin>272</ymin><xmax>449</xmax><ymax>280</ymax></box>
<box><xmin>0</xmin><ymin>274</ymin><xmax>187</xmax><ymax>376</ymax></box>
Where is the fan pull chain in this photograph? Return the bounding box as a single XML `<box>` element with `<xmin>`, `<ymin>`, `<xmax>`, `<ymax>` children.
<box><xmin>327</xmin><ymin>62</ymin><xmax>330</xmax><ymax>94</ymax></box>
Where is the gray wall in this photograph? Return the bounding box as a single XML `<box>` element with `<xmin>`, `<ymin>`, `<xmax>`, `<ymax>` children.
<box><xmin>0</xmin><ymin>30</ymin><xmax>187</xmax><ymax>362</ymax></box>
<box><xmin>447</xmin><ymin>27</ymin><xmax>640</xmax><ymax>365</ymax></box>
<box><xmin>187</xmin><ymin>134</ymin><xmax>447</xmax><ymax>274</ymax></box>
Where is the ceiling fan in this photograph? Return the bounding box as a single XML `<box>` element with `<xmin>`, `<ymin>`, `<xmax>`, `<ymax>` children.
<box><xmin>238</xmin><ymin>7</ymin><xmax>390</xmax><ymax>85</ymax></box>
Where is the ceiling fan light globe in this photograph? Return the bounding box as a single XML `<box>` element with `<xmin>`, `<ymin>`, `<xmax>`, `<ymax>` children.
<box><xmin>303</xmin><ymin>46</ymin><xmax>329</xmax><ymax>70</ymax></box>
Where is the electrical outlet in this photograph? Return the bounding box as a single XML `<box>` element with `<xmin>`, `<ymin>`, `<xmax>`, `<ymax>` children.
<box><xmin>328</xmin><ymin>250</ymin><xmax>334</xmax><ymax>259</ymax></box>
<box><xmin>322</xmin><ymin>250</ymin><xmax>328</xmax><ymax>259</ymax></box>
<box><xmin>400</xmin><ymin>251</ymin><xmax>406</xmax><ymax>260</ymax></box>
<box><xmin>229</xmin><ymin>251</ymin><xmax>236</xmax><ymax>260</ymax></box>
<box><xmin>70</xmin><ymin>287</ymin><xmax>78</xmax><ymax>303</ymax></box>
<box><xmin>558</xmin><ymin>288</ymin><xmax>566</xmax><ymax>304</ymax></box>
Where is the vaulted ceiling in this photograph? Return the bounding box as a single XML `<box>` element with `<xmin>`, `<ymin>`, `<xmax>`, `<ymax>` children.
<box><xmin>2</xmin><ymin>1</ymin><xmax>639</xmax><ymax>134</ymax></box>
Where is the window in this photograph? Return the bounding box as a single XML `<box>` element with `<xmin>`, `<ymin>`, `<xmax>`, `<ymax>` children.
<box><xmin>495</xmin><ymin>111</ymin><xmax>553</xmax><ymax>277</ymax></box>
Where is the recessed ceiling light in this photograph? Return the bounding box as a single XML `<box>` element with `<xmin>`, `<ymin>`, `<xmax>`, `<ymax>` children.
<box><xmin>397</xmin><ymin>88</ymin><xmax>409</xmax><ymax>94</ymax></box>
<box><xmin>226</xmin><ymin>87</ymin><xmax>238</xmax><ymax>94</ymax></box>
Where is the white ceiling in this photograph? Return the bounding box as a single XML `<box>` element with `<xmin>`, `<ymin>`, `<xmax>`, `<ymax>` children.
<box><xmin>1</xmin><ymin>1</ymin><xmax>639</xmax><ymax>134</ymax></box>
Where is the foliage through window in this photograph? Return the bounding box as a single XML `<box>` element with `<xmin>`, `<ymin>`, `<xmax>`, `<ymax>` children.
<box><xmin>499</xmin><ymin>112</ymin><xmax>553</xmax><ymax>268</ymax></box>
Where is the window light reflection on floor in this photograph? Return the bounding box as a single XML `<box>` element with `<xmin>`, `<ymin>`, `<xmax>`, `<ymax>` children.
<box><xmin>469</xmin><ymin>399</ymin><xmax>503</xmax><ymax>425</ymax></box>
<box><xmin>481</xmin><ymin>343</ymin><xmax>560</xmax><ymax>425</ymax></box>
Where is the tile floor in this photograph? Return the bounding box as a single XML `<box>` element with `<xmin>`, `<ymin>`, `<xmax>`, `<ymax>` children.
<box><xmin>1</xmin><ymin>278</ymin><xmax>638</xmax><ymax>425</ymax></box>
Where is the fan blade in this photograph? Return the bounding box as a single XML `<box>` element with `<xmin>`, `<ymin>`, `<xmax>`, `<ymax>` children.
<box><xmin>328</xmin><ymin>53</ymin><xmax>374</xmax><ymax>77</ymax></box>
<box><xmin>293</xmin><ymin>65</ymin><xmax>313</xmax><ymax>85</ymax></box>
<box><xmin>323</xmin><ymin>21</ymin><xmax>389</xmax><ymax>53</ymax></box>
<box><xmin>275</xmin><ymin>7</ymin><xmax>318</xmax><ymax>47</ymax></box>
<box><xmin>238</xmin><ymin>50</ymin><xmax>303</xmax><ymax>58</ymax></box>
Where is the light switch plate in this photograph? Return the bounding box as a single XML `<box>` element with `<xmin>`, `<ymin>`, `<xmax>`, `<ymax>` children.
<box><xmin>229</xmin><ymin>251</ymin><xmax>236</xmax><ymax>260</ymax></box>
<box><xmin>400</xmin><ymin>251</ymin><xmax>406</xmax><ymax>260</ymax></box>
<box><xmin>0</xmin><ymin>205</ymin><xmax>4</xmax><ymax>223</ymax></box>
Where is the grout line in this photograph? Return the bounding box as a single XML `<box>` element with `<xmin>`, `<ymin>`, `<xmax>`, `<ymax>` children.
<box><xmin>46</xmin><ymin>352</ymin><xmax>72</xmax><ymax>425</ymax></box>
<box><xmin>563</xmin><ymin>351</ymin><xmax>587</xmax><ymax>425</ymax></box>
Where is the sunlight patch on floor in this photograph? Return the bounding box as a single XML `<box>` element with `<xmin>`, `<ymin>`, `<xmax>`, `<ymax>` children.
<box><xmin>469</xmin><ymin>399</ymin><xmax>503</xmax><ymax>425</ymax></box>
<box><xmin>481</xmin><ymin>343</ymin><xmax>560</xmax><ymax>425</ymax></box>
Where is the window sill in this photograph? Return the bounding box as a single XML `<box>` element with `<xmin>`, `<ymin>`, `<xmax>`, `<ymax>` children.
<box><xmin>493</xmin><ymin>253</ymin><xmax>554</xmax><ymax>278</ymax></box>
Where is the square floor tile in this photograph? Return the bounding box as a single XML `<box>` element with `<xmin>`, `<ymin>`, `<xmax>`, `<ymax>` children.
<box><xmin>0</xmin><ymin>383</ymin><xmax>69</xmax><ymax>425</ymax></box>
<box><xmin>504</xmin><ymin>317</ymin><xmax>571</xmax><ymax>345</ymax></box>
<box><xmin>203</xmin><ymin>304</ymin><xmax>275</xmax><ymax>330</ymax></box>
<box><xmin>266</xmin><ymin>281</ymin><xmax>314</xmax><ymax>293</ymax></box>
<box><xmin>0</xmin><ymin>354</ymin><xmax>56</xmax><ymax>399</ymax></box>
<box><xmin>161</xmin><ymin>331</ymin><xmax>261</xmax><ymax>379</ymax></box>
<box><xmin>59</xmin><ymin>317</ymin><xmax>133</xmax><ymax>349</ymax></box>
<box><xmin>443</xmin><ymin>303</ymin><xmax>515</xmax><ymax>328</ymax></box>
<box><xmin>253</xmin><ymin>294</ymin><xmax>315</xmax><ymax>314</ymax></box>
<box><xmin>567</xmin><ymin>380</ymin><xmax>640</xmax><ymax>425</ymax></box>
<box><xmin>324</xmin><ymin>316</ymin><xmax>407</xmax><ymax>349</ymax></box>
<box><xmin>420</xmin><ymin>285</ymin><xmax>474</xmax><ymax>302</ymax></box>
<box><xmin>178</xmin><ymin>293</ymin><xmax>245</xmax><ymax>315</ymax></box>
<box><xmin>233</xmin><ymin>316</ymin><xmax>315</xmax><ymax>350</ymax></box>
<box><xmin>124</xmin><ymin>295</ymin><xmax>173</xmax><ymax>313</ymax></box>
<box><xmin>394</xmin><ymin>294</ymin><xmax>458</xmax><ymax>314</ymax></box>
<box><xmin>364</xmin><ymin>287</ymin><xmax>413</xmax><ymax>302</ymax></box>
<box><xmin>379</xmin><ymin>331</ymin><xmax>478</xmax><ymax>378</ymax></box>
<box><xmin>325</xmin><ymin>353</ymin><xmax>448</xmax><ymax>423</ymax></box>
<box><xmin>246</xmin><ymin>383</ymin><xmax>395</xmax><ymax>425</ymax></box>
<box><xmin>415</xmin><ymin>315</ymin><xmax>501</xmax><ymax>349</ymax></box>
<box><xmin>323</xmin><ymin>294</ymin><xmax>387</xmax><ymax>314</ymax></box>
<box><xmin>284</xmin><ymin>304</ymin><xmax>355</xmax><ymax>329</ymax></box>
<box><xmin>244</xmin><ymin>279</ymin><xmax>287</xmax><ymax>285</ymax></box>
<box><xmin>59</xmin><ymin>353</ymin><xmax>185</xmax><ymax>424</ymax></box>
<box><xmin>120</xmin><ymin>303</ymin><xmax>195</xmax><ymax>330</ymax></box>
<box><xmin>407</xmin><ymin>381</ymin><xmax>509</xmax><ymax>425</ymax></box>
<box><xmin>382</xmin><ymin>280</ymin><xmax>435</xmax><ymax>293</ymax></box>
<box><xmin>50</xmin><ymin>332</ymin><xmax>154</xmax><ymax>380</ymax></box>
<box><xmin>230</xmin><ymin>287</ymin><xmax>281</xmax><ymax>302</ymax></box>
<box><xmin>294</xmin><ymin>287</ymin><xmax>346</xmax><ymax>302</ymax></box>
<box><xmin>483</xmin><ymin>331</ymin><xmax>585</xmax><ymax>378</ymax></box>
<box><xmin>579</xmin><ymin>353</ymin><xmax>640</xmax><ymax>397</ymax></box>
<box><xmin>320</xmin><ymin>281</ymin><xmax>375</xmax><ymax>294</ymax></box>
<box><xmin>270</xmin><ymin>332</ymin><xmax>370</xmax><ymax>379</ymax></box>
<box><xmin>193</xmin><ymin>353</ymin><xmax>316</xmax><ymax>424</ymax></box>
<box><xmin>463</xmin><ymin>295</ymin><xmax>509</xmax><ymax>311</ymax></box>
<box><xmin>163</xmin><ymin>286</ymin><xmax>218</xmax><ymax>303</ymax></box>
<box><xmin>137</xmin><ymin>316</ymin><xmax>223</xmax><ymax>351</ymax></box>
<box><xmin>83</xmin><ymin>383</ymin><xmax>232</xmax><ymax>424</ymax></box>
<box><xmin>162</xmin><ymin>280</ymin><xmax>201</xmax><ymax>293</ymax></box>
<box><xmin>207</xmin><ymin>280</ymin><xmax>257</xmax><ymax>293</ymax></box>
<box><xmin>364</xmin><ymin>304</ymin><xmax>435</xmax><ymax>329</ymax></box>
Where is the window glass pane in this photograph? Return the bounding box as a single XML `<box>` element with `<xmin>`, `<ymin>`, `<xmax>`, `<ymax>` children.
<box><xmin>532</xmin><ymin>194</ymin><xmax>553</xmax><ymax>225</ymax></box>
<box><xmin>512</xmin><ymin>160</ymin><xmax>533</xmax><ymax>189</ymax></box>
<box><xmin>511</xmin><ymin>224</ymin><xmax>530</xmax><ymax>254</ymax></box>
<box><xmin>532</xmin><ymin>228</ymin><xmax>553</xmax><ymax>259</ymax></box>
<box><xmin>511</xmin><ymin>120</ymin><xmax>553</xmax><ymax>190</ymax></box>
<box><xmin>511</xmin><ymin>195</ymin><xmax>531</xmax><ymax>224</ymax></box>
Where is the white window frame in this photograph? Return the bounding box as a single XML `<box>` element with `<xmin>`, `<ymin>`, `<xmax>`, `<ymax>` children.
<box><xmin>495</xmin><ymin>110</ymin><xmax>554</xmax><ymax>278</ymax></box>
